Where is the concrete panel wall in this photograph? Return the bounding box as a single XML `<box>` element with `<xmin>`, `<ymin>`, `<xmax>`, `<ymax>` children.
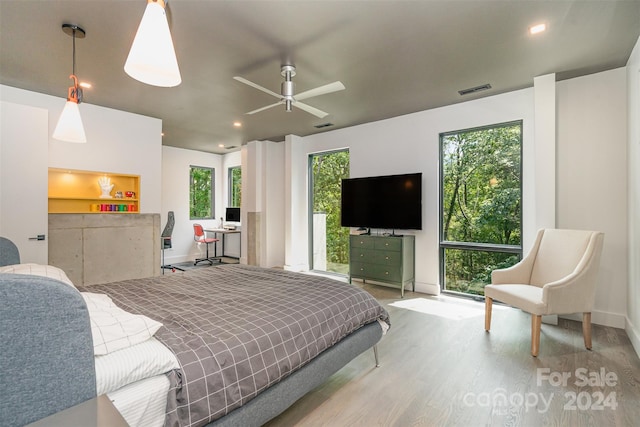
<box><xmin>49</xmin><ymin>214</ymin><xmax>160</xmax><ymax>286</ymax></box>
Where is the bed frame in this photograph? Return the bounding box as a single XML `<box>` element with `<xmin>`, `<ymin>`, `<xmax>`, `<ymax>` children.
<box><xmin>0</xmin><ymin>270</ymin><xmax>382</xmax><ymax>426</ymax></box>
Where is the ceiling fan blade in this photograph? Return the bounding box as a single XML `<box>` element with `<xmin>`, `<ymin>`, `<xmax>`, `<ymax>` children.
<box><xmin>294</xmin><ymin>101</ymin><xmax>329</xmax><ymax>118</ymax></box>
<box><xmin>295</xmin><ymin>81</ymin><xmax>345</xmax><ymax>101</ymax></box>
<box><xmin>246</xmin><ymin>101</ymin><xmax>282</xmax><ymax>115</ymax></box>
<box><xmin>233</xmin><ymin>76</ymin><xmax>281</xmax><ymax>99</ymax></box>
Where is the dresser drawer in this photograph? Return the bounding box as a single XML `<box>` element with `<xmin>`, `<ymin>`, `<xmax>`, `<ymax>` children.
<box><xmin>349</xmin><ymin>262</ymin><xmax>402</xmax><ymax>282</ymax></box>
<box><xmin>350</xmin><ymin>262</ymin><xmax>401</xmax><ymax>282</ymax></box>
<box><xmin>351</xmin><ymin>236</ymin><xmax>375</xmax><ymax>249</ymax></box>
<box><xmin>351</xmin><ymin>247</ymin><xmax>375</xmax><ymax>262</ymax></box>
<box><xmin>374</xmin><ymin>238</ymin><xmax>402</xmax><ymax>251</ymax></box>
<box><xmin>373</xmin><ymin>250</ymin><xmax>402</xmax><ymax>266</ymax></box>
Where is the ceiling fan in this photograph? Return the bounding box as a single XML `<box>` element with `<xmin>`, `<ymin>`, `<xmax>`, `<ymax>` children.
<box><xmin>234</xmin><ymin>65</ymin><xmax>345</xmax><ymax>118</ymax></box>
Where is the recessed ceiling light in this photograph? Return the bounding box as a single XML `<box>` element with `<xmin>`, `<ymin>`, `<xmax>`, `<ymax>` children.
<box><xmin>218</xmin><ymin>144</ymin><xmax>225</xmax><ymax>148</ymax></box>
<box><xmin>233</xmin><ymin>121</ymin><xmax>242</xmax><ymax>128</ymax></box>
<box><xmin>79</xmin><ymin>82</ymin><xmax>92</xmax><ymax>89</ymax></box>
<box><xmin>529</xmin><ymin>23</ymin><xmax>546</xmax><ymax>35</ymax></box>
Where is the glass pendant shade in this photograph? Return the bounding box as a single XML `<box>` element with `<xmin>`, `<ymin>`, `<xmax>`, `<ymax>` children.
<box><xmin>53</xmin><ymin>100</ymin><xmax>86</xmax><ymax>143</ymax></box>
<box><xmin>124</xmin><ymin>1</ymin><xmax>181</xmax><ymax>87</ymax></box>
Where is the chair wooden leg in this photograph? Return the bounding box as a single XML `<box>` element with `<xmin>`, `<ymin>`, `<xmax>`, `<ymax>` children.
<box><xmin>485</xmin><ymin>297</ymin><xmax>493</xmax><ymax>331</ymax></box>
<box><xmin>583</xmin><ymin>312</ymin><xmax>592</xmax><ymax>350</ymax></box>
<box><xmin>531</xmin><ymin>315</ymin><xmax>542</xmax><ymax>357</ymax></box>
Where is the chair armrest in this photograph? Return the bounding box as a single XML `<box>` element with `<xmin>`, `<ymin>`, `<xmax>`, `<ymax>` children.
<box><xmin>491</xmin><ymin>229</ymin><xmax>545</xmax><ymax>285</ymax></box>
<box><xmin>491</xmin><ymin>261</ymin><xmax>531</xmax><ymax>284</ymax></box>
<box><xmin>542</xmin><ymin>232</ymin><xmax>604</xmax><ymax>314</ymax></box>
<box><xmin>542</xmin><ymin>269</ymin><xmax>593</xmax><ymax>313</ymax></box>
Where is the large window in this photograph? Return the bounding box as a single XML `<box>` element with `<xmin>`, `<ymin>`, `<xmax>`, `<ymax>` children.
<box><xmin>439</xmin><ymin>121</ymin><xmax>523</xmax><ymax>297</ymax></box>
<box><xmin>190</xmin><ymin>166</ymin><xmax>214</xmax><ymax>219</ymax></box>
<box><xmin>228</xmin><ymin>166</ymin><xmax>241</xmax><ymax>207</ymax></box>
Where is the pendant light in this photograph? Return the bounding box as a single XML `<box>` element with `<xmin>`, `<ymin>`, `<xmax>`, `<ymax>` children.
<box><xmin>53</xmin><ymin>24</ymin><xmax>87</xmax><ymax>143</ymax></box>
<box><xmin>124</xmin><ymin>0</ymin><xmax>181</xmax><ymax>87</ymax></box>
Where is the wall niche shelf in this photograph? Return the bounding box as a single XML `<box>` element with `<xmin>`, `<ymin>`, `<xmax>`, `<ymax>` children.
<box><xmin>48</xmin><ymin>168</ymin><xmax>140</xmax><ymax>214</ymax></box>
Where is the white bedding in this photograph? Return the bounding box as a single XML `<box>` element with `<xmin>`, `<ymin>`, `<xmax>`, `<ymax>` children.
<box><xmin>108</xmin><ymin>374</ymin><xmax>171</xmax><ymax>427</ymax></box>
<box><xmin>95</xmin><ymin>336</ymin><xmax>179</xmax><ymax>395</ymax></box>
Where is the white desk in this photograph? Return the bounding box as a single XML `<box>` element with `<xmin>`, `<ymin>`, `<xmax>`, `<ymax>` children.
<box><xmin>205</xmin><ymin>228</ymin><xmax>241</xmax><ymax>261</ymax></box>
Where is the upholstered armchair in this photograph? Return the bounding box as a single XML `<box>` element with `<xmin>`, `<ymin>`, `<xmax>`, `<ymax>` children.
<box><xmin>484</xmin><ymin>229</ymin><xmax>604</xmax><ymax>357</ymax></box>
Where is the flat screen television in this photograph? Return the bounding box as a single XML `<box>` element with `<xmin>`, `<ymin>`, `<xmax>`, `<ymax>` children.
<box><xmin>225</xmin><ymin>207</ymin><xmax>240</xmax><ymax>222</ymax></box>
<box><xmin>341</xmin><ymin>172</ymin><xmax>422</xmax><ymax>230</ymax></box>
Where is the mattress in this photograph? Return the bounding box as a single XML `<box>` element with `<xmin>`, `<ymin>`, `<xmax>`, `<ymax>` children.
<box><xmin>108</xmin><ymin>374</ymin><xmax>170</xmax><ymax>427</ymax></box>
<box><xmin>80</xmin><ymin>264</ymin><xmax>390</xmax><ymax>427</ymax></box>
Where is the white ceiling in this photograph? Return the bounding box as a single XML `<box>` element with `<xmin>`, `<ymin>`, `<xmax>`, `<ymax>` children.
<box><xmin>1</xmin><ymin>0</ymin><xmax>638</xmax><ymax>154</ymax></box>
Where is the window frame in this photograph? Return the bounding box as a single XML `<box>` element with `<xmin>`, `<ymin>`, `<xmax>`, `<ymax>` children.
<box><xmin>228</xmin><ymin>166</ymin><xmax>241</xmax><ymax>208</ymax></box>
<box><xmin>438</xmin><ymin>120</ymin><xmax>524</xmax><ymax>296</ymax></box>
<box><xmin>189</xmin><ymin>165</ymin><xmax>215</xmax><ymax>220</ymax></box>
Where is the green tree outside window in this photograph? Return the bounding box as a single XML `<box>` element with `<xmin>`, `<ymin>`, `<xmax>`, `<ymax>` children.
<box><xmin>228</xmin><ymin>166</ymin><xmax>241</xmax><ymax>207</ymax></box>
<box><xmin>190</xmin><ymin>166</ymin><xmax>214</xmax><ymax>219</ymax></box>
<box><xmin>440</xmin><ymin>121</ymin><xmax>522</xmax><ymax>296</ymax></box>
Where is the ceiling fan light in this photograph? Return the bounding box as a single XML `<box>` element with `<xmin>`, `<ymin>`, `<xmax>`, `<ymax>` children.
<box><xmin>124</xmin><ymin>0</ymin><xmax>181</xmax><ymax>87</ymax></box>
<box><xmin>53</xmin><ymin>100</ymin><xmax>86</xmax><ymax>143</ymax></box>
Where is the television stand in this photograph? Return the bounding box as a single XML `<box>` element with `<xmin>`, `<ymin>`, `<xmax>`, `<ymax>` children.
<box><xmin>348</xmin><ymin>234</ymin><xmax>415</xmax><ymax>297</ymax></box>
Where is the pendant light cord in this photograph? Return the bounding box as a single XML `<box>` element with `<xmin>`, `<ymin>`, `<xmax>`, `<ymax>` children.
<box><xmin>72</xmin><ymin>28</ymin><xmax>76</xmax><ymax>76</ymax></box>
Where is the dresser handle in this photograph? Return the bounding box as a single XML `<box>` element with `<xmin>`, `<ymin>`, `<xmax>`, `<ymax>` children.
<box><xmin>385</xmin><ymin>271</ymin><xmax>389</xmax><ymax>275</ymax></box>
<box><xmin>360</xmin><ymin>254</ymin><xmax>364</xmax><ymax>257</ymax></box>
<box><xmin>385</xmin><ymin>256</ymin><xmax>389</xmax><ymax>260</ymax></box>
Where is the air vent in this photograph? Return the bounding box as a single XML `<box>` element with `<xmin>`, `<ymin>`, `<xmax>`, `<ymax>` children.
<box><xmin>458</xmin><ymin>84</ymin><xmax>492</xmax><ymax>96</ymax></box>
<box><xmin>225</xmin><ymin>145</ymin><xmax>238</xmax><ymax>150</ymax></box>
<box><xmin>314</xmin><ymin>122</ymin><xmax>334</xmax><ymax>129</ymax></box>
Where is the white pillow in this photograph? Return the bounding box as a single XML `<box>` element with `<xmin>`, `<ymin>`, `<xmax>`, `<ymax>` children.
<box><xmin>0</xmin><ymin>263</ymin><xmax>76</xmax><ymax>289</ymax></box>
<box><xmin>82</xmin><ymin>292</ymin><xmax>163</xmax><ymax>355</ymax></box>
<box><xmin>95</xmin><ymin>336</ymin><xmax>179</xmax><ymax>395</ymax></box>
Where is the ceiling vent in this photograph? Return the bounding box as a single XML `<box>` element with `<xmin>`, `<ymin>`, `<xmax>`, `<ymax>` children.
<box><xmin>458</xmin><ymin>84</ymin><xmax>492</xmax><ymax>96</ymax></box>
<box><xmin>314</xmin><ymin>122</ymin><xmax>334</xmax><ymax>129</ymax></box>
<box><xmin>225</xmin><ymin>145</ymin><xmax>238</xmax><ymax>150</ymax></box>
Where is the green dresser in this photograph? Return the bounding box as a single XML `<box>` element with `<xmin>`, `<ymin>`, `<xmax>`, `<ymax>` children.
<box><xmin>349</xmin><ymin>234</ymin><xmax>415</xmax><ymax>297</ymax></box>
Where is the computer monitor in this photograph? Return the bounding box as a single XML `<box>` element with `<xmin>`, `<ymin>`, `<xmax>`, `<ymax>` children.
<box><xmin>225</xmin><ymin>207</ymin><xmax>240</xmax><ymax>222</ymax></box>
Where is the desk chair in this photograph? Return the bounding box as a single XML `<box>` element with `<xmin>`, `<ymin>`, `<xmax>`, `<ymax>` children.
<box><xmin>193</xmin><ymin>224</ymin><xmax>220</xmax><ymax>265</ymax></box>
<box><xmin>161</xmin><ymin>212</ymin><xmax>184</xmax><ymax>274</ymax></box>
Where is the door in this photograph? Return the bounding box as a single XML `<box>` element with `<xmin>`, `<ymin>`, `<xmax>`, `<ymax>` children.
<box><xmin>0</xmin><ymin>101</ymin><xmax>48</xmax><ymax>263</ymax></box>
<box><xmin>308</xmin><ymin>149</ymin><xmax>349</xmax><ymax>274</ymax></box>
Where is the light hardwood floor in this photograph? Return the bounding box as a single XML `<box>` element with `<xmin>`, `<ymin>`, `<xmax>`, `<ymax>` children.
<box><xmin>266</xmin><ymin>284</ymin><xmax>640</xmax><ymax>427</ymax></box>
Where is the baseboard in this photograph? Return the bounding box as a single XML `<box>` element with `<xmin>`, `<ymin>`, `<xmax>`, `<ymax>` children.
<box><xmin>625</xmin><ymin>317</ymin><xmax>640</xmax><ymax>359</ymax></box>
<box><xmin>414</xmin><ymin>281</ymin><xmax>440</xmax><ymax>296</ymax></box>
<box><xmin>283</xmin><ymin>263</ymin><xmax>308</xmax><ymax>272</ymax></box>
<box><xmin>560</xmin><ymin>310</ymin><xmax>626</xmax><ymax>329</ymax></box>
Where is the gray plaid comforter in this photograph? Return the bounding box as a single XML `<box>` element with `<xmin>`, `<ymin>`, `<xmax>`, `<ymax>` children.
<box><xmin>80</xmin><ymin>264</ymin><xmax>390</xmax><ymax>427</ymax></box>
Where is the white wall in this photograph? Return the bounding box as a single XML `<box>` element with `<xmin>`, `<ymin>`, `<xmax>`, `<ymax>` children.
<box><xmin>0</xmin><ymin>85</ymin><xmax>162</xmax><ymax>213</ymax></box>
<box><xmin>285</xmin><ymin>89</ymin><xmax>535</xmax><ymax>295</ymax></box>
<box><xmin>270</xmin><ymin>69</ymin><xmax>629</xmax><ymax>329</ymax></box>
<box><xmin>161</xmin><ymin>146</ymin><xmax>229</xmax><ymax>264</ymax></box>
<box><xmin>556</xmin><ymin>68</ymin><xmax>629</xmax><ymax>328</ymax></box>
<box><xmin>626</xmin><ymin>36</ymin><xmax>640</xmax><ymax>355</ymax></box>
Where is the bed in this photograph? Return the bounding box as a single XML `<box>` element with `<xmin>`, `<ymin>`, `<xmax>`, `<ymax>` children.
<box><xmin>0</xmin><ymin>259</ymin><xmax>389</xmax><ymax>427</ymax></box>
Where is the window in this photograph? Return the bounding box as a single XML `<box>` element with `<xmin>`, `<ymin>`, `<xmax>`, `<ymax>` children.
<box><xmin>190</xmin><ymin>166</ymin><xmax>214</xmax><ymax>219</ymax></box>
<box><xmin>439</xmin><ymin>121</ymin><xmax>523</xmax><ymax>297</ymax></box>
<box><xmin>228</xmin><ymin>166</ymin><xmax>241</xmax><ymax>207</ymax></box>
